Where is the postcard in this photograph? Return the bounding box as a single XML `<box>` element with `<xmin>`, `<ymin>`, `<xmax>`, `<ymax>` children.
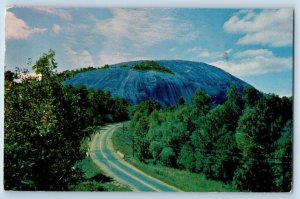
<box><xmin>4</xmin><ymin>8</ymin><xmax>293</xmax><ymax>192</ymax></box>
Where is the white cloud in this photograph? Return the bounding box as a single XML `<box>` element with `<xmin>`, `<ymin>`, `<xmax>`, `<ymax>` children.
<box><xmin>223</xmin><ymin>8</ymin><xmax>293</xmax><ymax>47</ymax></box>
<box><xmin>93</xmin><ymin>8</ymin><xmax>197</xmax><ymax>48</ymax></box>
<box><xmin>52</xmin><ymin>24</ymin><xmax>61</xmax><ymax>34</ymax></box>
<box><xmin>186</xmin><ymin>47</ymin><xmax>232</xmax><ymax>59</ymax></box>
<box><xmin>198</xmin><ymin>49</ymin><xmax>210</xmax><ymax>58</ymax></box>
<box><xmin>234</xmin><ymin>49</ymin><xmax>272</xmax><ymax>58</ymax></box>
<box><xmin>169</xmin><ymin>48</ymin><xmax>176</xmax><ymax>52</ymax></box>
<box><xmin>5</xmin><ymin>11</ymin><xmax>46</xmax><ymax>40</ymax></box>
<box><xmin>209</xmin><ymin>49</ymin><xmax>292</xmax><ymax>77</ymax></box>
<box><xmin>62</xmin><ymin>24</ymin><xmax>94</xmax><ymax>47</ymax></box>
<box><xmin>98</xmin><ymin>50</ymin><xmax>149</xmax><ymax>66</ymax></box>
<box><xmin>32</xmin><ymin>7</ymin><xmax>72</xmax><ymax>20</ymax></box>
<box><xmin>93</xmin><ymin>8</ymin><xmax>197</xmax><ymax>65</ymax></box>
<box><xmin>63</xmin><ymin>45</ymin><xmax>95</xmax><ymax>68</ymax></box>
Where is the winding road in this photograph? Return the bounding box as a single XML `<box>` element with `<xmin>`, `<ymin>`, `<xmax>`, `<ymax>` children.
<box><xmin>89</xmin><ymin>123</ymin><xmax>180</xmax><ymax>192</ymax></box>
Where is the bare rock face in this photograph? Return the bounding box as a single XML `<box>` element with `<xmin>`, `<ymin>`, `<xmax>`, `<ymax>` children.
<box><xmin>65</xmin><ymin>60</ymin><xmax>253</xmax><ymax>107</ymax></box>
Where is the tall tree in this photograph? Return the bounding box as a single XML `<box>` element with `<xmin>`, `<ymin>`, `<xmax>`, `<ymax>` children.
<box><xmin>4</xmin><ymin>50</ymin><xmax>129</xmax><ymax>190</ymax></box>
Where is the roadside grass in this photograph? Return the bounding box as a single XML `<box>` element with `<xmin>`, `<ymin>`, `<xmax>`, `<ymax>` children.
<box><xmin>71</xmin><ymin>137</ymin><xmax>131</xmax><ymax>191</ymax></box>
<box><xmin>112</xmin><ymin>125</ymin><xmax>134</xmax><ymax>157</ymax></box>
<box><xmin>112</xmin><ymin>125</ymin><xmax>236</xmax><ymax>192</ymax></box>
<box><xmin>76</xmin><ymin>157</ymin><xmax>106</xmax><ymax>179</ymax></box>
<box><xmin>128</xmin><ymin>159</ymin><xmax>235</xmax><ymax>192</ymax></box>
<box><xmin>72</xmin><ymin>157</ymin><xmax>131</xmax><ymax>191</ymax></box>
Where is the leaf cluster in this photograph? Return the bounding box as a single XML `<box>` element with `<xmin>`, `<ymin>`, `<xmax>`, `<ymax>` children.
<box><xmin>131</xmin><ymin>61</ymin><xmax>174</xmax><ymax>74</ymax></box>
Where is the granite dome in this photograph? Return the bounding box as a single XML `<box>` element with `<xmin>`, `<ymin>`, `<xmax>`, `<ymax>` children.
<box><xmin>65</xmin><ymin>60</ymin><xmax>253</xmax><ymax>107</ymax></box>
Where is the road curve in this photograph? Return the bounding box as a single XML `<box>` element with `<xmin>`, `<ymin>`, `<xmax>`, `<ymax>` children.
<box><xmin>89</xmin><ymin>123</ymin><xmax>180</xmax><ymax>192</ymax></box>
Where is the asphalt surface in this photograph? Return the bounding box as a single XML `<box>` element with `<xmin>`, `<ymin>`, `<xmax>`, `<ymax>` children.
<box><xmin>89</xmin><ymin>123</ymin><xmax>180</xmax><ymax>192</ymax></box>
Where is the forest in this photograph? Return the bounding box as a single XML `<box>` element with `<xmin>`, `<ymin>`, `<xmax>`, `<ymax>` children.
<box><xmin>129</xmin><ymin>87</ymin><xmax>292</xmax><ymax>191</ymax></box>
<box><xmin>4</xmin><ymin>50</ymin><xmax>292</xmax><ymax>191</ymax></box>
<box><xmin>4</xmin><ymin>50</ymin><xmax>128</xmax><ymax>190</ymax></box>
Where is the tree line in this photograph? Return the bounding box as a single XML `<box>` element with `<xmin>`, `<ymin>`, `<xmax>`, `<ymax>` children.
<box><xmin>4</xmin><ymin>50</ymin><xmax>128</xmax><ymax>190</ymax></box>
<box><xmin>129</xmin><ymin>86</ymin><xmax>292</xmax><ymax>191</ymax></box>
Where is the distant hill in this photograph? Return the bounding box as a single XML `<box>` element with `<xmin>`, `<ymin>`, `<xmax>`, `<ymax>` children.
<box><xmin>64</xmin><ymin>60</ymin><xmax>254</xmax><ymax>107</ymax></box>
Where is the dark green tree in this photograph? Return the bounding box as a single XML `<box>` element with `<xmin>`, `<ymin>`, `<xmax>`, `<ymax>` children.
<box><xmin>272</xmin><ymin>120</ymin><xmax>292</xmax><ymax>191</ymax></box>
<box><xmin>233</xmin><ymin>94</ymin><xmax>292</xmax><ymax>191</ymax></box>
<box><xmin>192</xmin><ymin>89</ymin><xmax>211</xmax><ymax>116</ymax></box>
<box><xmin>244</xmin><ymin>87</ymin><xmax>260</xmax><ymax>107</ymax></box>
<box><xmin>149</xmin><ymin>141</ymin><xmax>164</xmax><ymax>163</ymax></box>
<box><xmin>160</xmin><ymin>147</ymin><xmax>176</xmax><ymax>167</ymax></box>
<box><xmin>177</xmin><ymin>96</ymin><xmax>185</xmax><ymax>106</ymax></box>
<box><xmin>4</xmin><ymin>50</ymin><xmax>129</xmax><ymax>190</ymax></box>
<box><xmin>178</xmin><ymin>141</ymin><xmax>195</xmax><ymax>172</ymax></box>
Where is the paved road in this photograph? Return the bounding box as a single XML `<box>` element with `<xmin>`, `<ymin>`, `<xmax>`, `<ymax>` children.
<box><xmin>89</xmin><ymin>123</ymin><xmax>180</xmax><ymax>192</ymax></box>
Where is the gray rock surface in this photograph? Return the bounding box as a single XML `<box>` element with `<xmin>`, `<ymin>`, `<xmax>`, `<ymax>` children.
<box><xmin>65</xmin><ymin>60</ymin><xmax>253</xmax><ymax>107</ymax></box>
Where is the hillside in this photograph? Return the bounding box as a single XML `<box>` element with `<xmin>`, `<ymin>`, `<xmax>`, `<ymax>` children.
<box><xmin>64</xmin><ymin>60</ymin><xmax>253</xmax><ymax>107</ymax></box>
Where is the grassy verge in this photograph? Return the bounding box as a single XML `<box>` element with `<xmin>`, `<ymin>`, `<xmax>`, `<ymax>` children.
<box><xmin>112</xmin><ymin>124</ymin><xmax>236</xmax><ymax>192</ymax></box>
<box><xmin>112</xmin><ymin>124</ymin><xmax>134</xmax><ymax>157</ymax></box>
<box><xmin>71</xmin><ymin>136</ymin><xmax>131</xmax><ymax>191</ymax></box>
<box><xmin>71</xmin><ymin>157</ymin><xmax>131</xmax><ymax>191</ymax></box>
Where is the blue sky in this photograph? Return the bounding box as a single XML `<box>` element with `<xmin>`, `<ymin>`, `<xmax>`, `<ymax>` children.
<box><xmin>5</xmin><ymin>8</ymin><xmax>293</xmax><ymax>96</ymax></box>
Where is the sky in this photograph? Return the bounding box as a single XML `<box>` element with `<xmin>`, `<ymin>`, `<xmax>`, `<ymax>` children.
<box><xmin>4</xmin><ymin>8</ymin><xmax>293</xmax><ymax>96</ymax></box>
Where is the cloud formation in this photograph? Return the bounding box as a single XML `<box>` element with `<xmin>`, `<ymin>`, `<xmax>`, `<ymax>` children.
<box><xmin>32</xmin><ymin>7</ymin><xmax>72</xmax><ymax>20</ymax></box>
<box><xmin>5</xmin><ymin>11</ymin><xmax>46</xmax><ymax>40</ymax></box>
<box><xmin>210</xmin><ymin>49</ymin><xmax>292</xmax><ymax>77</ymax></box>
<box><xmin>186</xmin><ymin>47</ymin><xmax>232</xmax><ymax>60</ymax></box>
<box><xmin>52</xmin><ymin>24</ymin><xmax>61</xmax><ymax>34</ymax></box>
<box><xmin>63</xmin><ymin>45</ymin><xmax>95</xmax><ymax>68</ymax></box>
<box><xmin>92</xmin><ymin>8</ymin><xmax>197</xmax><ymax>65</ymax></box>
<box><xmin>223</xmin><ymin>9</ymin><xmax>293</xmax><ymax>47</ymax></box>
<box><xmin>93</xmin><ymin>8</ymin><xmax>197</xmax><ymax>48</ymax></box>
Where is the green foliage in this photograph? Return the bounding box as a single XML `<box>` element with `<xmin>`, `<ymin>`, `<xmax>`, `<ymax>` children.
<box><xmin>102</xmin><ymin>64</ymin><xmax>110</xmax><ymax>69</ymax></box>
<box><xmin>224</xmin><ymin>86</ymin><xmax>244</xmax><ymax>125</ymax></box>
<box><xmin>5</xmin><ymin>70</ymin><xmax>15</xmax><ymax>82</ymax></box>
<box><xmin>190</xmin><ymin>86</ymin><xmax>243</xmax><ymax>181</ymax></box>
<box><xmin>244</xmin><ymin>87</ymin><xmax>260</xmax><ymax>107</ymax></box>
<box><xmin>149</xmin><ymin>141</ymin><xmax>164</xmax><ymax>163</ymax></box>
<box><xmin>111</xmin><ymin>137</ymin><xmax>236</xmax><ymax>192</ymax></box>
<box><xmin>129</xmin><ymin>84</ymin><xmax>292</xmax><ymax>191</ymax></box>
<box><xmin>112</xmin><ymin>124</ymin><xmax>236</xmax><ymax>191</ymax></box>
<box><xmin>272</xmin><ymin>120</ymin><xmax>292</xmax><ymax>191</ymax></box>
<box><xmin>32</xmin><ymin>49</ymin><xmax>57</xmax><ymax>78</ymax></box>
<box><xmin>160</xmin><ymin>147</ymin><xmax>176</xmax><ymax>167</ymax></box>
<box><xmin>192</xmin><ymin>89</ymin><xmax>211</xmax><ymax>116</ymax></box>
<box><xmin>4</xmin><ymin>50</ymin><xmax>128</xmax><ymax>190</ymax></box>
<box><xmin>111</xmin><ymin>124</ymin><xmax>134</xmax><ymax>159</ymax></box>
<box><xmin>178</xmin><ymin>142</ymin><xmax>195</xmax><ymax>172</ymax></box>
<box><xmin>129</xmin><ymin>101</ymin><xmax>155</xmax><ymax>160</ymax></box>
<box><xmin>191</xmin><ymin>102</ymin><xmax>240</xmax><ymax>182</ymax></box>
<box><xmin>131</xmin><ymin>60</ymin><xmax>174</xmax><ymax>74</ymax></box>
<box><xmin>57</xmin><ymin>64</ymin><xmax>112</xmax><ymax>81</ymax></box>
<box><xmin>58</xmin><ymin>66</ymin><xmax>99</xmax><ymax>80</ymax></box>
<box><xmin>70</xmin><ymin>157</ymin><xmax>131</xmax><ymax>191</ymax></box>
<box><xmin>232</xmin><ymin>94</ymin><xmax>292</xmax><ymax>191</ymax></box>
<box><xmin>128</xmin><ymin>157</ymin><xmax>236</xmax><ymax>192</ymax></box>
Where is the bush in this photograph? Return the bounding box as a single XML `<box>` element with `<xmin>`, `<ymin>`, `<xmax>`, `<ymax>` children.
<box><xmin>160</xmin><ymin>147</ymin><xmax>176</xmax><ymax>167</ymax></box>
<box><xmin>149</xmin><ymin>141</ymin><xmax>164</xmax><ymax>163</ymax></box>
